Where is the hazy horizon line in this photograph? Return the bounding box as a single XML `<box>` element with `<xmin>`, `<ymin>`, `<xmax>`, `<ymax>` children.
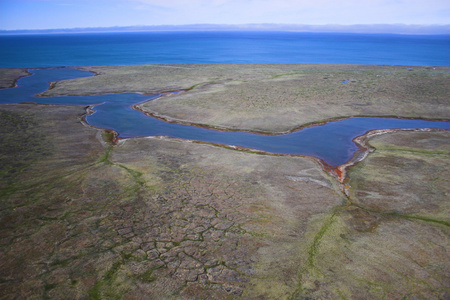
<box><xmin>1</xmin><ymin>23</ymin><xmax>450</xmax><ymax>35</ymax></box>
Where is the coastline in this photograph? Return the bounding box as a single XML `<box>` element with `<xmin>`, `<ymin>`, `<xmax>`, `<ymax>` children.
<box><xmin>3</xmin><ymin>66</ymin><xmax>448</xmax><ymax>187</ymax></box>
<box><xmin>98</xmin><ymin>99</ymin><xmax>450</xmax><ymax>194</ymax></box>
<box><xmin>331</xmin><ymin>127</ymin><xmax>450</xmax><ymax>194</ymax></box>
<box><xmin>11</xmin><ymin>69</ymin><xmax>32</xmax><ymax>88</ymax></box>
<box><xmin>133</xmin><ymin>97</ymin><xmax>450</xmax><ymax>136</ymax></box>
<box><xmin>0</xmin><ymin>68</ymin><xmax>32</xmax><ymax>89</ymax></box>
<box><xmin>3</xmin><ymin>65</ymin><xmax>450</xmax><ymax>195</ymax></box>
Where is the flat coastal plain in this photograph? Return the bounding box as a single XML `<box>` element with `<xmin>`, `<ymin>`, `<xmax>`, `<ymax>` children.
<box><xmin>1</xmin><ymin>64</ymin><xmax>449</xmax><ymax>299</ymax></box>
<box><xmin>42</xmin><ymin>64</ymin><xmax>450</xmax><ymax>133</ymax></box>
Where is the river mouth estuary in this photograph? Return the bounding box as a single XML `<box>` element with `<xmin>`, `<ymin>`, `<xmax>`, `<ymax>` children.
<box><xmin>0</xmin><ymin>64</ymin><xmax>449</xmax><ymax>299</ymax></box>
<box><xmin>1</xmin><ymin>67</ymin><xmax>448</xmax><ymax>167</ymax></box>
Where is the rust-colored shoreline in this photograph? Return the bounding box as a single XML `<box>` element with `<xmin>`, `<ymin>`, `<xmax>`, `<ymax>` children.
<box><xmin>328</xmin><ymin>127</ymin><xmax>450</xmax><ymax>194</ymax></box>
<box><xmin>113</xmin><ymin>126</ymin><xmax>449</xmax><ymax>195</ymax></box>
<box><xmin>7</xmin><ymin>67</ymin><xmax>450</xmax><ymax>193</ymax></box>
<box><xmin>80</xmin><ymin>104</ymin><xmax>449</xmax><ymax>194</ymax></box>
<box><xmin>32</xmin><ymin>75</ymin><xmax>448</xmax><ymax>192</ymax></box>
<box><xmin>6</xmin><ymin>83</ymin><xmax>450</xmax><ymax>194</ymax></box>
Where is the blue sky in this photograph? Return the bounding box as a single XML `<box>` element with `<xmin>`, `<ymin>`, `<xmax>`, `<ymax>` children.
<box><xmin>1</xmin><ymin>0</ymin><xmax>449</xmax><ymax>30</ymax></box>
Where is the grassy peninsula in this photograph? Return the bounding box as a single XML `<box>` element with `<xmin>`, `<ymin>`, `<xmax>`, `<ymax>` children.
<box><xmin>0</xmin><ymin>65</ymin><xmax>449</xmax><ymax>299</ymax></box>
<box><xmin>41</xmin><ymin>64</ymin><xmax>450</xmax><ymax>133</ymax></box>
<box><xmin>0</xmin><ymin>68</ymin><xmax>30</xmax><ymax>89</ymax></box>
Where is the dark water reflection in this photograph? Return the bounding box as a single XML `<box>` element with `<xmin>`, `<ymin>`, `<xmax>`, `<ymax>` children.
<box><xmin>1</xmin><ymin>68</ymin><xmax>448</xmax><ymax>166</ymax></box>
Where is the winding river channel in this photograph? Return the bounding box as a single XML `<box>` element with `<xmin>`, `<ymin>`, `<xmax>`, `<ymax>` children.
<box><xmin>1</xmin><ymin>67</ymin><xmax>449</xmax><ymax>166</ymax></box>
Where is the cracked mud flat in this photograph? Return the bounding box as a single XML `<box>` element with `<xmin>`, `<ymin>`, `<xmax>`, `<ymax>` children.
<box><xmin>0</xmin><ymin>66</ymin><xmax>449</xmax><ymax>299</ymax></box>
<box><xmin>0</xmin><ymin>104</ymin><xmax>344</xmax><ymax>298</ymax></box>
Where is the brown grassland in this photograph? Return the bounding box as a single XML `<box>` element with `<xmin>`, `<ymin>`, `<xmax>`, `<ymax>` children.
<box><xmin>0</xmin><ymin>65</ymin><xmax>449</xmax><ymax>299</ymax></box>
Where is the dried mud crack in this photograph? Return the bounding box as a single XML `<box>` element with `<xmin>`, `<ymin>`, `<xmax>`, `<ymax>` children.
<box><xmin>2</xmin><ymin>104</ymin><xmax>446</xmax><ymax>299</ymax></box>
<box><xmin>1</xmin><ymin>64</ymin><xmax>449</xmax><ymax>299</ymax></box>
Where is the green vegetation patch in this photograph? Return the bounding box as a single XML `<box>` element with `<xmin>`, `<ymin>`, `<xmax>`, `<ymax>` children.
<box><xmin>349</xmin><ymin>131</ymin><xmax>450</xmax><ymax>221</ymax></box>
<box><xmin>0</xmin><ymin>109</ymin><xmax>52</xmax><ymax>180</ymax></box>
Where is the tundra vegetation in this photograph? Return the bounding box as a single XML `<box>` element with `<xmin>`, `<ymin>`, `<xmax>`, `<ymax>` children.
<box><xmin>0</xmin><ymin>65</ymin><xmax>449</xmax><ymax>299</ymax></box>
<box><xmin>0</xmin><ymin>68</ymin><xmax>30</xmax><ymax>89</ymax></box>
<box><xmin>41</xmin><ymin>64</ymin><xmax>450</xmax><ymax>133</ymax></box>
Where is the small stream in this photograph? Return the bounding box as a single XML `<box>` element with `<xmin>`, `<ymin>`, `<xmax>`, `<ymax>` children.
<box><xmin>1</xmin><ymin>67</ymin><xmax>449</xmax><ymax>166</ymax></box>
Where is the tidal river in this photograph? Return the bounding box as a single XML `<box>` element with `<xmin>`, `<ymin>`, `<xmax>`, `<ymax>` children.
<box><xmin>1</xmin><ymin>68</ymin><xmax>449</xmax><ymax>166</ymax></box>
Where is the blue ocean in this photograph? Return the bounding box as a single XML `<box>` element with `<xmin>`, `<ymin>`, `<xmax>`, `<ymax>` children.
<box><xmin>0</xmin><ymin>31</ymin><xmax>449</xmax><ymax>67</ymax></box>
<box><xmin>1</xmin><ymin>31</ymin><xmax>449</xmax><ymax>166</ymax></box>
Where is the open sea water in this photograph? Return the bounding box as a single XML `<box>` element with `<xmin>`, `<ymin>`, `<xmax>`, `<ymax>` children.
<box><xmin>0</xmin><ymin>31</ymin><xmax>449</xmax><ymax>67</ymax></box>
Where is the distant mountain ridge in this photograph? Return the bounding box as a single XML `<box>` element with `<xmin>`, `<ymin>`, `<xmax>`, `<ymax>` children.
<box><xmin>1</xmin><ymin>24</ymin><xmax>450</xmax><ymax>35</ymax></box>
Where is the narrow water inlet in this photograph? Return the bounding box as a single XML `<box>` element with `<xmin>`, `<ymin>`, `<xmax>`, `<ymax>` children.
<box><xmin>1</xmin><ymin>67</ymin><xmax>449</xmax><ymax>167</ymax></box>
